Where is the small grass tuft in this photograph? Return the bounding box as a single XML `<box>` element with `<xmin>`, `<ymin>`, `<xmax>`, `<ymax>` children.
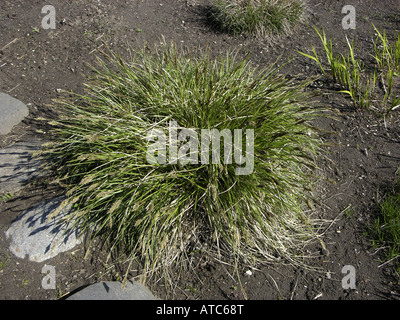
<box><xmin>370</xmin><ymin>182</ymin><xmax>400</xmax><ymax>273</ymax></box>
<box><xmin>209</xmin><ymin>0</ymin><xmax>307</xmax><ymax>37</ymax></box>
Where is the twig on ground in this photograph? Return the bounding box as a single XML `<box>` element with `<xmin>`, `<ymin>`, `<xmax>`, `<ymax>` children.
<box><xmin>0</xmin><ymin>38</ymin><xmax>19</xmax><ymax>51</ymax></box>
<box><xmin>378</xmin><ymin>255</ymin><xmax>400</xmax><ymax>268</ymax></box>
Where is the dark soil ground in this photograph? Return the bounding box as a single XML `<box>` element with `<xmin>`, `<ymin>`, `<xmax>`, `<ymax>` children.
<box><xmin>0</xmin><ymin>0</ymin><xmax>400</xmax><ymax>300</ymax></box>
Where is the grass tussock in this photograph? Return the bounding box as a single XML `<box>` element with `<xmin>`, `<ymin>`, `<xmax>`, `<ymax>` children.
<box><xmin>41</xmin><ymin>42</ymin><xmax>324</xmax><ymax>284</ymax></box>
<box><xmin>209</xmin><ymin>0</ymin><xmax>307</xmax><ymax>37</ymax></box>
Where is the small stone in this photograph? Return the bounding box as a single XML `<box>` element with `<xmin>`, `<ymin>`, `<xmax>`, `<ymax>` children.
<box><xmin>313</xmin><ymin>292</ymin><xmax>323</xmax><ymax>300</ymax></box>
<box><xmin>0</xmin><ymin>140</ymin><xmax>46</xmax><ymax>195</ymax></box>
<box><xmin>0</xmin><ymin>92</ymin><xmax>29</xmax><ymax>135</ymax></box>
<box><xmin>5</xmin><ymin>197</ymin><xmax>82</xmax><ymax>262</ymax></box>
<box><xmin>326</xmin><ymin>272</ymin><xmax>331</xmax><ymax>279</ymax></box>
<box><xmin>66</xmin><ymin>281</ymin><xmax>158</xmax><ymax>300</ymax></box>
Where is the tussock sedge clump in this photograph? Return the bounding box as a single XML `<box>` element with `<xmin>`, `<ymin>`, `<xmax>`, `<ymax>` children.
<box><xmin>209</xmin><ymin>0</ymin><xmax>307</xmax><ymax>37</ymax></box>
<box><xmin>41</xmin><ymin>43</ymin><xmax>324</xmax><ymax>284</ymax></box>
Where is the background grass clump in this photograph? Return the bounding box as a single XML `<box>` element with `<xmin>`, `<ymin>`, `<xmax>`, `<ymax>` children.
<box><xmin>209</xmin><ymin>0</ymin><xmax>307</xmax><ymax>37</ymax></box>
<box><xmin>42</xmin><ymin>42</ymin><xmax>323</xmax><ymax>282</ymax></box>
<box><xmin>370</xmin><ymin>182</ymin><xmax>400</xmax><ymax>274</ymax></box>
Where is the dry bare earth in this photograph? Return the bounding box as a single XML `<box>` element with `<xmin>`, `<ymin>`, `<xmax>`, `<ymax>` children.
<box><xmin>0</xmin><ymin>0</ymin><xmax>399</xmax><ymax>300</ymax></box>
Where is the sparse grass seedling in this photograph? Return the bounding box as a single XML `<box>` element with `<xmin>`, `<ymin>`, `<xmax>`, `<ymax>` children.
<box><xmin>0</xmin><ymin>251</ymin><xmax>10</xmax><ymax>270</ymax></box>
<box><xmin>41</xmin><ymin>42</ymin><xmax>324</xmax><ymax>285</ymax></box>
<box><xmin>344</xmin><ymin>205</ymin><xmax>354</xmax><ymax>219</ymax></box>
<box><xmin>372</xmin><ymin>24</ymin><xmax>400</xmax><ymax>114</ymax></box>
<box><xmin>373</xmin><ymin>24</ymin><xmax>400</xmax><ymax>73</ymax></box>
<box><xmin>17</xmin><ymin>279</ymin><xmax>30</xmax><ymax>288</ymax></box>
<box><xmin>300</xmin><ymin>25</ymin><xmax>399</xmax><ymax>115</ymax></box>
<box><xmin>299</xmin><ymin>27</ymin><xmax>377</xmax><ymax>110</ymax></box>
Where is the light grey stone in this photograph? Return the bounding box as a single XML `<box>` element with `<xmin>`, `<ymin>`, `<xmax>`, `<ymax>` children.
<box><xmin>5</xmin><ymin>197</ymin><xmax>82</xmax><ymax>262</ymax></box>
<box><xmin>66</xmin><ymin>281</ymin><xmax>158</xmax><ymax>300</ymax></box>
<box><xmin>0</xmin><ymin>140</ymin><xmax>46</xmax><ymax>195</ymax></box>
<box><xmin>0</xmin><ymin>92</ymin><xmax>29</xmax><ymax>135</ymax></box>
